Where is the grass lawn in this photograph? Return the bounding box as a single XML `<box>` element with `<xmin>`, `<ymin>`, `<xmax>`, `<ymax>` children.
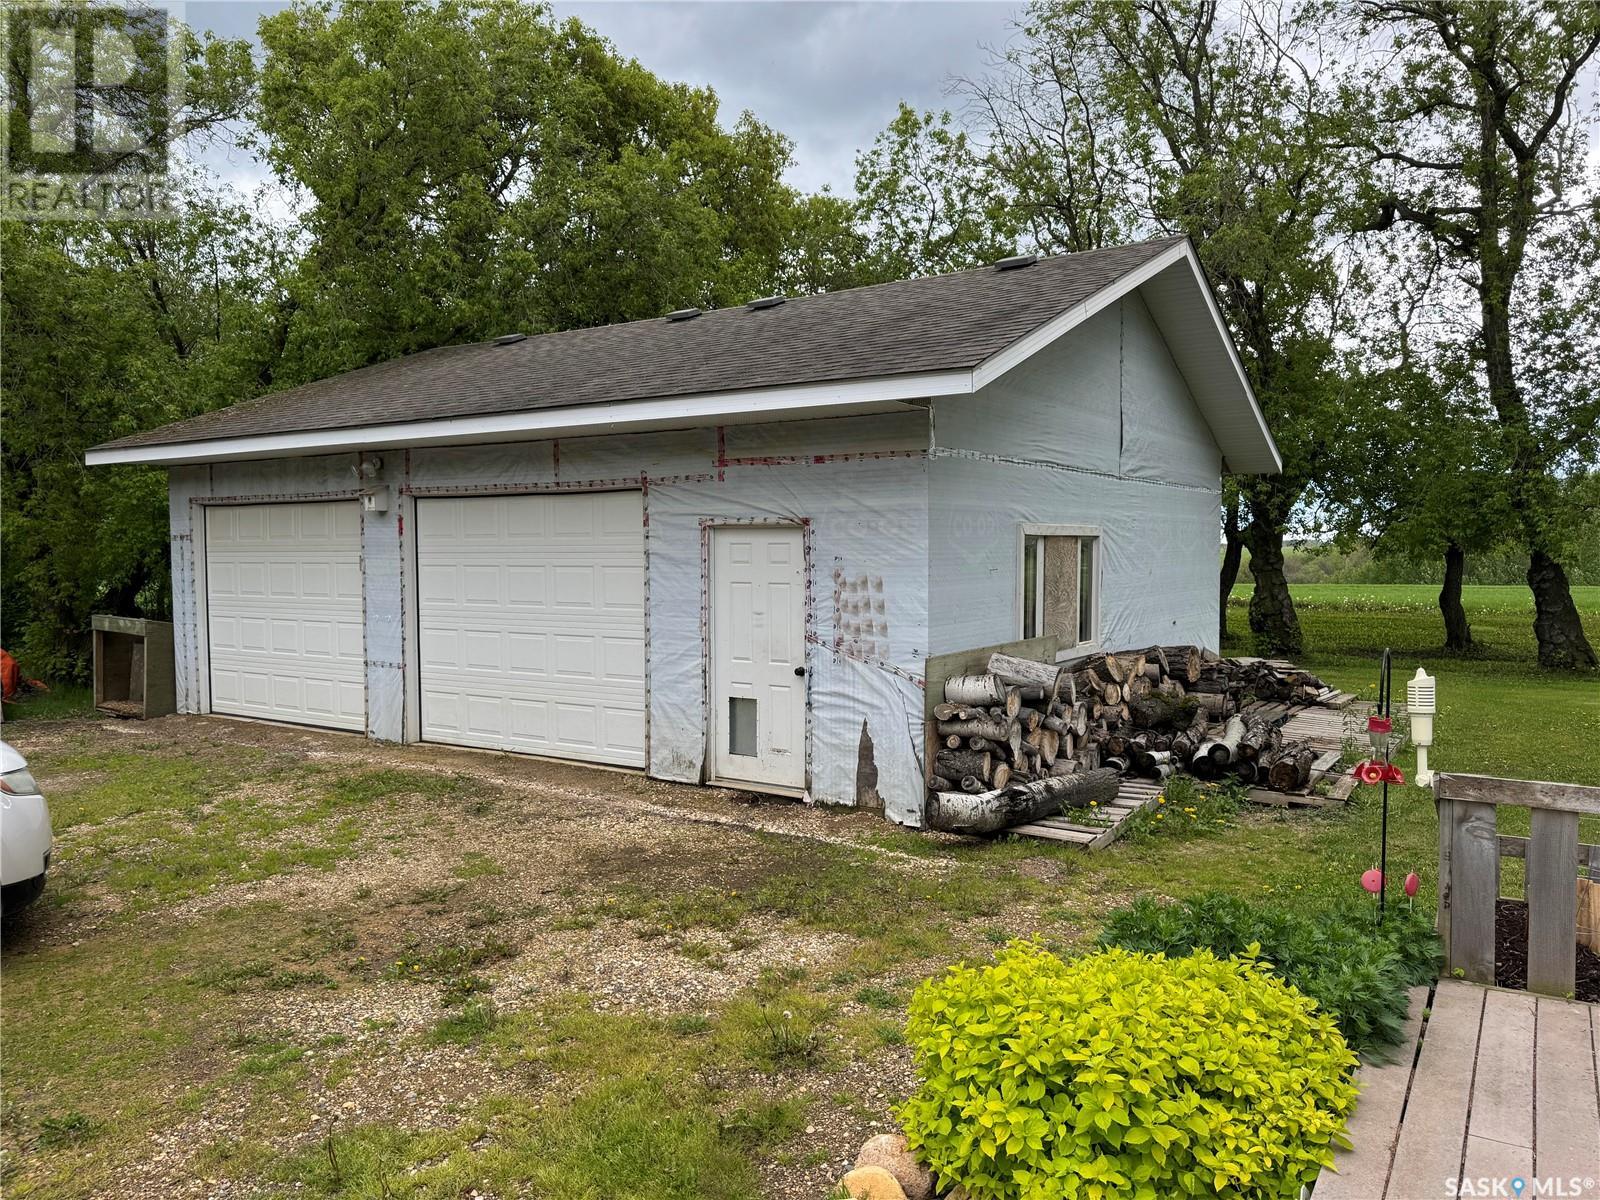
<box><xmin>1230</xmin><ymin>583</ymin><xmax>1599</xmax><ymax>786</ymax></box>
<box><xmin>1</xmin><ymin>684</ymin><xmax>95</xmax><ymax>724</ymax></box>
<box><xmin>1</xmin><ymin>584</ymin><xmax>1594</xmax><ymax>1199</ymax></box>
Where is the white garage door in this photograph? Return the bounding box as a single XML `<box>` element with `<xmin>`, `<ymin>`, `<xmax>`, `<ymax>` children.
<box><xmin>416</xmin><ymin>492</ymin><xmax>646</xmax><ymax>767</ymax></box>
<box><xmin>205</xmin><ymin>502</ymin><xmax>366</xmax><ymax>731</ymax></box>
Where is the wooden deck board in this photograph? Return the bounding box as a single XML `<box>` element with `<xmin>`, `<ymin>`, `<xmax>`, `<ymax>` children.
<box><xmin>1534</xmin><ymin>996</ymin><xmax>1600</xmax><ymax>1182</ymax></box>
<box><xmin>1313</xmin><ymin>986</ymin><xmax>1428</xmax><ymax>1200</ymax></box>
<box><xmin>1460</xmin><ymin>1135</ymin><xmax>1532</xmax><ymax>1190</ymax></box>
<box><xmin>1324</xmin><ymin>773</ymin><xmax>1358</xmax><ymax>802</ymax></box>
<box><xmin>1384</xmin><ymin>980</ymin><xmax>1484</xmax><ymax>1193</ymax></box>
<box><xmin>1466</xmin><ymin>989</ymin><xmax>1535</xmax><ymax>1148</ymax></box>
<box><xmin>1245</xmin><ymin>787</ymin><xmax>1338</xmax><ymax>809</ymax></box>
<box><xmin>1317</xmin><ymin>983</ymin><xmax>1600</xmax><ymax>1199</ymax></box>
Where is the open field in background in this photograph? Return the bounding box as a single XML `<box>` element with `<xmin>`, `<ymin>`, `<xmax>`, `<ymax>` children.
<box><xmin>1238</xmin><ymin>582</ymin><xmax>1600</xmax><ymax>612</ymax></box>
<box><xmin>1</xmin><ymin>583</ymin><xmax>1595</xmax><ymax>1198</ymax></box>
<box><xmin>1229</xmin><ymin>583</ymin><xmax>1599</xmax><ymax>787</ymax></box>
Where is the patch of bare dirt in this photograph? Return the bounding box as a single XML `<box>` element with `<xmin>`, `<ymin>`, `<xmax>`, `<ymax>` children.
<box><xmin>499</xmin><ymin>919</ymin><xmax>857</xmax><ymax>1016</ymax></box>
<box><xmin>106</xmin><ymin>1037</ymin><xmax>536</xmax><ymax>1200</ymax></box>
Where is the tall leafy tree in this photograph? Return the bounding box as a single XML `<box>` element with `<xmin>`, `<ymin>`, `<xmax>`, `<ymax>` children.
<box><xmin>1332</xmin><ymin>347</ymin><xmax>1513</xmax><ymax>650</ymax></box>
<box><xmin>1353</xmin><ymin>0</ymin><xmax>1600</xmax><ymax>668</ymax></box>
<box><xmin>253</xmin><ymin>0</ymin><xmax>809</xmax><ymax>380</ymax></box>
<box><xmin>1321</xmin><ymin>236</ymin><xmax>1519</xmax><ymax>650</ymax></box>
<box><xmin>2</xmin><ymin>16</ymin><xmax>262</xmax><ymax>680</ymax></box>
<box><xmin>1</xmin><ymin>187</ymin><xmax>290</xmax><ymax>679</ymax></box>
<box><xmin>853</xmin><ymin>105</ymin><xmax>1020</xmax><ymax>277</ymax></box>
<box><xmin>776</xmin><ymin>191</ymin><xmax>887</xmax><ymax>295</ymax></box>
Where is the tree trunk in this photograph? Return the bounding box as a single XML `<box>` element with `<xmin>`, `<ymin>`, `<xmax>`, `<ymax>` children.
<box><xmin>944</xmin><ymin>674</ymin><xmax>1007</xmax><ymax>707</ymax></box>
<box><xmin>1160</xmin><ymin>645</ymin><xmax>1203</xmax><ymax>684</ymax></box>
<box><xmin>1266</xmin><ymin>744</ymin><xmax>1317</xmax><ymax>791</ymax></box>
<box><xmin>1220</xmin><ymin>498</ymin><xmax>1244</xmax><ymax>643</ymax></box>
<box><xmin>924</xmin><ymin>768</ymin><xmax>1120</xmax><ymax>835</ymax></box>
<box><xmin>1203</xmin><ymin>715</ymin><xmax>1247</xmax><ymax>767</ymax></box>
<box><xmin>986</xmin><ymin>652</ymin><xmax>1067</xmax><ymax>695</ymax></box>
<box><xmin>1238</xmin><ymin>716</ymin><xmax>1276</xmax><ymax>762</ymax></box>
<box><xmin>935</xmin><ymin>749</ymin><xmax>991</xmax><ymax>783</ymax></box>
<box><xmin>1085</xmin><ymin>653</ymin><xmax>1126</xmax><ymax>683</ymax></box>
<box><xmin>1243</xmin><ymin>493</ymin><xmax>1302</xmax><ymax>657</ymax></box>
<box><xmin>937</xmin><ymin>716</ymin><xmax>1016</xmax><ymax>743</ymax></box>
<box><xmin>1527</xmin><ymin>549</ymin><xmax>1597</xmax><ymax>670</ymax></box>
<box><xmin>1440</xmin><ymin>542</ymin><xmax>1474</xmax><ymax>651</ymax></box>
<box><xmin>1476</xmin><ymin>234</ymin><xmax>1595</xmax><ymax>672</ymax></box>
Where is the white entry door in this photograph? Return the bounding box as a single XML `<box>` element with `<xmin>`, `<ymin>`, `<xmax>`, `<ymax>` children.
<box><xmin>415</xmin><ymin>492</ymin><xmax>646</xmax><ymax>767</ymax></box>
<box><xmin>205</xmin><ymin>501</ymin><xmax>367</xmax><ymax>731</ymax></box>
<box><xmin>710</xmin><ymin>525</ymin><xmax>807</xmax><ymax>792</ymax></box>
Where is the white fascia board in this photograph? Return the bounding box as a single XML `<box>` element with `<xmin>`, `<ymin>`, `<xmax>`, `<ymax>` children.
<box><xmin>85</xmin><ymin>369</ymin><xmax>974</xmax><ymax>467</ymax></box>
<box><xmin>1175</xmin><ymin>250</ymin><xmax>1282</xmax><ymax>474</ymax></box>
<box><xmin>970</xmin><ymin>240</ymin><xmax>1282</xmax><ymax>476</ymax></box>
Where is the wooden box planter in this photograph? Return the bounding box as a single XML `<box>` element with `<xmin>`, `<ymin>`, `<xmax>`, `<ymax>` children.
<box><xmin>92</xmin><ymin>615</ymin><xmax>176</xmax><ymax>719</ymax></box>
<box><xmin>1435</xmin><ymin>772</ymin><xmax>1600</xmax><ymax>996</ymax></box>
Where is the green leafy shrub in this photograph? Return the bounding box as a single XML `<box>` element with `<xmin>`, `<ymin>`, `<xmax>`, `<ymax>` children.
<box><xmin>1098</xmin><ymin>892</ymin><xmax>1440</xmax><ymax>1052</ymax></box>
<box><xmin>901</xmin><ymin>943</ymin><xmax>1357</xmax><ymax>1200</ymax></box>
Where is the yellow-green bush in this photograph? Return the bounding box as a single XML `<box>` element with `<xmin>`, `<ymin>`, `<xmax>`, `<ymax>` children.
<box><xmin>899</xmin><ymin>943</ymin><xmax>1359</xmax><ymax>1200</ymax></box>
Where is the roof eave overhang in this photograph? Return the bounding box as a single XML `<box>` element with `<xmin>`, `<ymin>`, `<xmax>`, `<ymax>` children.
<box><xmin>971</xmin><ymin>240</ymin><xmax>1282</xmax><ymax>476</ymax></box>
<box><xmin>84</xmin><ymin>369</ymin><xmax>972</xmax><ymax>467</ymax></box>
<box><xmin>87</xmin><ymin>240</ymin><xmax>1281</xmax><ymax>475</ymax></box>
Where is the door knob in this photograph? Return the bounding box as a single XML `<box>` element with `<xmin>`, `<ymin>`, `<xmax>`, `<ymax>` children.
<box><xmin>793</xmin><ymin>667</ymin><xmax>806</xmax><ymax>677</ymax></box>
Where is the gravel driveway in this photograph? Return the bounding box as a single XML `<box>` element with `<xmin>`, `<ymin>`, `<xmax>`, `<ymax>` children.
<box><xmin>2</xmin><ymin>714</ymin><xmax>1094</xmax><ymax>1199</ymax></box>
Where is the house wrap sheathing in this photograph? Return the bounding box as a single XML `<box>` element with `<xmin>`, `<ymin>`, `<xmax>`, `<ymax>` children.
<box><xmin>98</xmin><ymin>238</ymin><xmax>1278</xmax><ymax>828</ymax></box>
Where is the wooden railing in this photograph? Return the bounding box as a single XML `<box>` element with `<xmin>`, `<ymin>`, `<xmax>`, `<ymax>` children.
<box><xmin>1434</xmin><ymin>772</ymin><xmax>1600</xmax><ymax>996</ymax></box>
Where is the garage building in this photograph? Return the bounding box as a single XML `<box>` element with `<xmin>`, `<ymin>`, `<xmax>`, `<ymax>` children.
<box><xmin>87</xmin><ymin>236</ymin><xmax>1280</xmax><ymax>827</ymax></box>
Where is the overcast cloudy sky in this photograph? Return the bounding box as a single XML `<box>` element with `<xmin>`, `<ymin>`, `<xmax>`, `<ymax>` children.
<box><xmin>184</xmin><ymin>1</ymin><xmax>1024</xmax><ymax>197</ymax></box>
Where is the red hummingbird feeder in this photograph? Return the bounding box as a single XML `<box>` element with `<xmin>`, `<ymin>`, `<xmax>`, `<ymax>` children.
<box><xmin>1355</xmin><ymin>649</ymin><xmax>1399</xmax><ymax>919</ymax></box>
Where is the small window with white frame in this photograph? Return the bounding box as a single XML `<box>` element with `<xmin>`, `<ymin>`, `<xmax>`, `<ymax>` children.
<box><xmin>1020</xmin><ymin>526</ymin><xmax>1098</xmax><ymax>649</ymax></box>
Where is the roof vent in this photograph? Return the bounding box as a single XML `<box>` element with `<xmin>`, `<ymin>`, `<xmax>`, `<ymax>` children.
<box><xmin>993</xmin><ymin>253</ymin><xmax>1038</xmax><ymax>272</ymax></box>
<box><xmin>666</xmin><ymin>307</ymin><xmax>702</xmax><ymax>322</ymax></box>
<box><xmin>493</xmin><ymin>333</ymin><xmax>527</xmax><ymax>345</ymax></box>
<box><xmin>746</xmin><ymin>295</ymin><xmax>786</xmax><ymax>310</ymax></box>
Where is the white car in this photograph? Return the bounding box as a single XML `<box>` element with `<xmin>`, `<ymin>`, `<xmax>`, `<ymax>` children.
<box><xmin>1</xmin><ymin>740</ymin><xmax>52</xmax><ymax>912</ymax></box>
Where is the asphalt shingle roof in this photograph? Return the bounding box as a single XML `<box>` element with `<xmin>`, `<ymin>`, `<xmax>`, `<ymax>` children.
<box><xmin>96</xmin><ymin>237</ymin><xmax>1185</xmax><ymax>451</ymax></box>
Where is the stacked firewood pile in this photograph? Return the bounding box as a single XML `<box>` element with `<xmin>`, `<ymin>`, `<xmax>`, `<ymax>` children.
<box><xmin>929</xmin><ymin>646</ymin><xmax>1331</xmax><ymax>804</ymax></box>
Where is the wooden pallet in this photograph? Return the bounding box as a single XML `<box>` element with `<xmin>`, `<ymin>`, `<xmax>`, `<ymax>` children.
<box><xmin>1279</xmin><ymin>706</ymin><xmax>1352</xmax><ymax>753</ymax></box>
<box><xmin>1008</xmin><ymin>779</ymin><xmax>1165</xmax><ymax>849</ymax></box>
<box><xmin>1251</xmin><ymin>701</ymin><xmax>1406</xmax><ymax>806</ymax></box>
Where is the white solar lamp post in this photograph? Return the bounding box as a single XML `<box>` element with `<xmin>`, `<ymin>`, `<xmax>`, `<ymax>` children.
<box><xmin>1407</xmin><ymin>667</ymin><xmax>1437</xmax><ymax>787</ymax></box>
